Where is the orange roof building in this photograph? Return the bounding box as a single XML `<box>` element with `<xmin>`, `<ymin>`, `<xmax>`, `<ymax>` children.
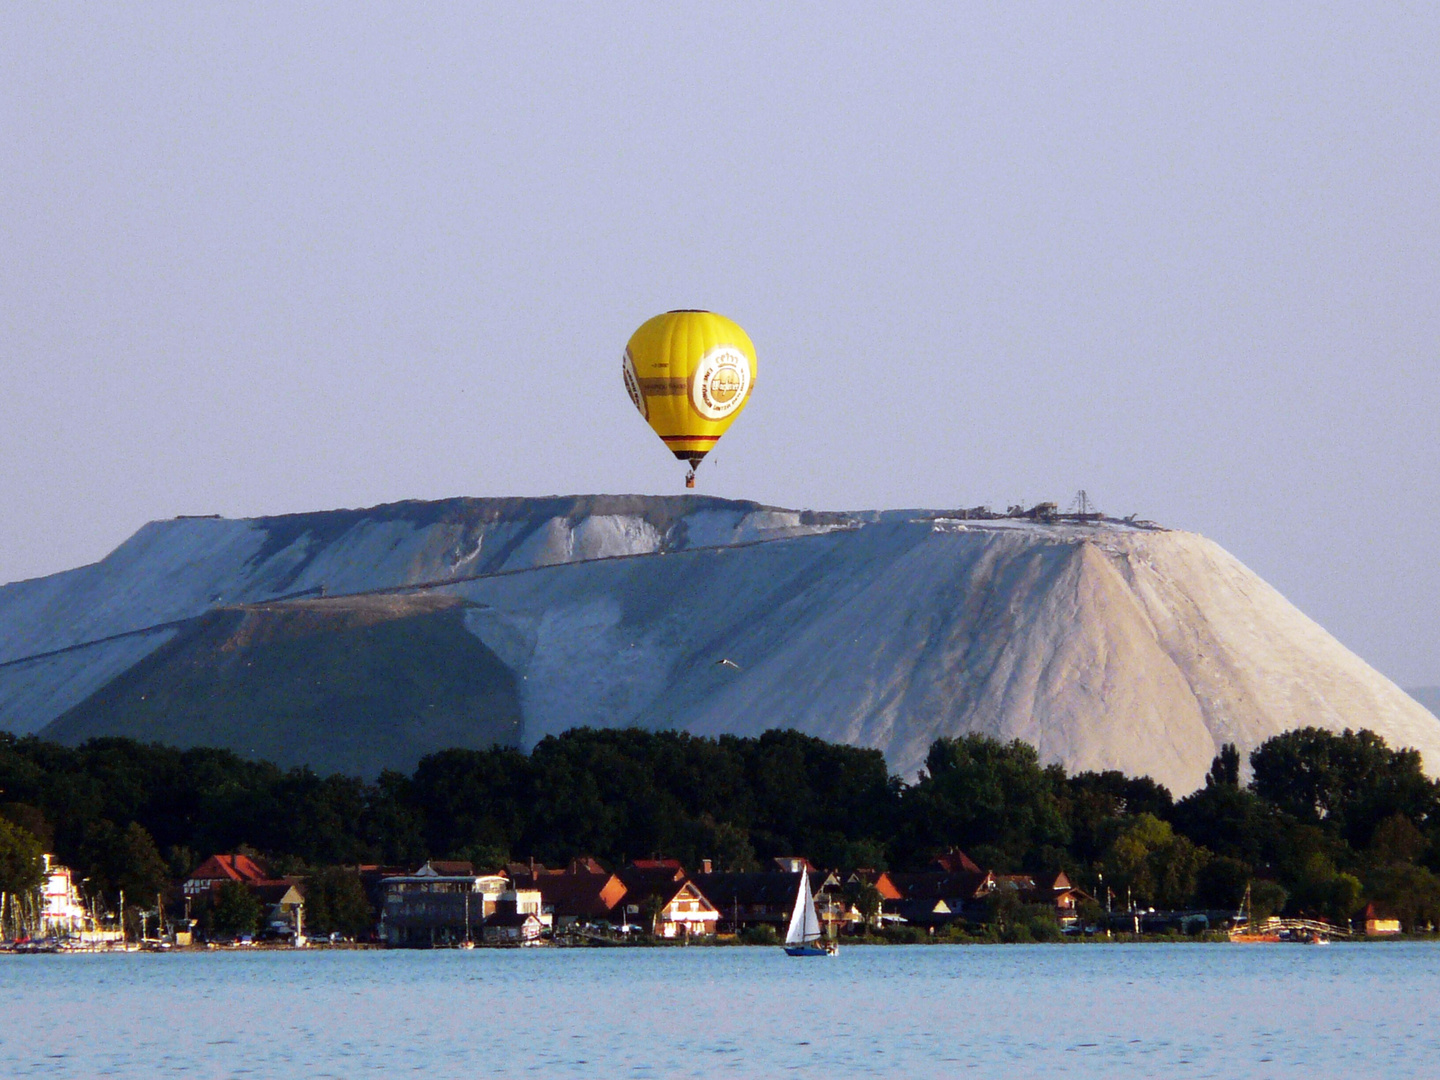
<box><xmin>183</xmin><ymin>854</ymin><xmax>279</xmax><ymax>896</ymax></box>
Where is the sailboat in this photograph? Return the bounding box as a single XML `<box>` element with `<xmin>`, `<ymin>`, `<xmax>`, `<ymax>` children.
<box><xmin>460</xmin><ymin>889</ymin><xmax>475</xmax><ymax>949</ymax></box>
<box><xmin>783</xmin><ymin>868</ymin><xmax>837</xmax><ymax>957</ymax></box>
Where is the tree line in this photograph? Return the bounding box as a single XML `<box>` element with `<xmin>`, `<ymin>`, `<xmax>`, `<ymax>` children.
<box><xmin>2</xmin><ymin>724</ymin><xmax>1439</xmax><ymax>930</ymax></box>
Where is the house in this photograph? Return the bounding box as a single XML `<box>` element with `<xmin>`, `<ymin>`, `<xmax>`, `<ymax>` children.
<box><xmin>509</xmin><ymin>859</ymin><xmax>628</xmax><ymax>927</ymax></box>
<box><xmin>932</xmin><ymin>849</ymin><xmax>984</xmax><ymax>875</ymax></box>
<box><xmin>379</xmin><ymin>866</ymin><xmax>510</xmax><ymax>947</ymax></box>
<box><xmin>617</xmin><ymin>863</ymin><xmax>720</xmax><ymax>937</ymax></box>
<box><xmin>422</xmin><ymin>860</ymin><xmax>477</xmax><ymax>876</ymax></box>
<box><xmin>1359</xmin><ymin>901</ymin><xmax>1402</xmax><ymax>936</ymax></box>
<box><xmin>537</xmin><ymin>874</ymin><xmax>628</xmax><ymax>926</ymax></box>
<box><xmin>183</xmin><ymin>854</ymin><xmax>275</xmax><ymax>896</ymax></box>
<box><xmin>691</xmin><ymin>869</ymin><xmax>842</xmax><ymax>934</ymax></box>
<box><xmin>483</xmin><ymin>909</ymin><xmax>543</xmax><ymax>944</ymax></box>
<box><xmin>184</xmin><ymin>853</ymin><xmax>299</xmax><ymax>934</ymax></box>
<box><xmin>844</xmin><ymin>870</ymin><xmax>905</xmax><ymax>927</ymax></box>
<box><xmin>887</xmin><ymin>868</ymin><xmax>998</xmax><ymax>927</ymax></box>
<box><xmin>847</xmin><ymin>869</ymin><xmax>904</xmax><ymax>903</ymax></box>
<box><xmin>356</xmin><ymin>865</ymin><xmax>410</xmax><ymax>922</ymax></box>
<box><xmin>558</xmin><ymin>856</ymin><xmax>610</xmax><ymax>876</ymax></box>
<box><xmin>1023</xmin><ymin>871</ymin><xmax>1094</xmax><ymax>927</ymax></box>
<box><xmin>506</xmin><ymin>856</ymin><xmax>609</xmax><ymax>880</ymax></box>
<box><xmin>481</xmin><ymin>888</ymin><xmax>548</xmax><ymax>944</ymax></box>
<box><xmin>499</xmin><ymin>887</ymin><xmax>550</xmax><ymax>928</ymax></box>
<box><xmin>627</xmin><ymin>858</ymin><xmax>686</xmax><ymax>874</ymax></box>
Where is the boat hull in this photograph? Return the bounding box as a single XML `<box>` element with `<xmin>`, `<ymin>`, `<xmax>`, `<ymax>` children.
<box><xmin>784</xmin><ymin>944</ymin><xmax>837</xmax><ymax>957</ymax></box>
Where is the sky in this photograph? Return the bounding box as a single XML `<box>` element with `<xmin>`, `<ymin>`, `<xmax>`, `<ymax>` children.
<box><xmin>1</xmin><ymin>3</ymin><xmax>1437</xmax><ymax>688</ymax></box>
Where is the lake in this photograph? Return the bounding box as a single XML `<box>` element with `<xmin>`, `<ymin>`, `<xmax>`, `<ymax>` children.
<box><xmin>2</xmin><ymin>943</ymin><xmax>1436</xmax><ymax>1078</ymax></box>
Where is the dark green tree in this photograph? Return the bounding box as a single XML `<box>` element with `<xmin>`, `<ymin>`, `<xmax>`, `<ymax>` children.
<box><xmin>211</xmin><ymin>880</ymin><xmax>262</xmax><ymax>937</ymax></box>
<box><xmin>303</xmin><ymin>868</ymin><xmax>375</xmax><ymax>939</ymax></box>
<box><xmin>0</xmin><ymin>803</ymin><xmax>54</xmax><ymax>851</ymax></box>
<box><xmin>1205</xmin><ymin>744</ymin><xmax>1241</xmax><ymax>789</ymax></box>
<box><xmin>1103</xmin><ymin>814</ymin><xmax>1208</xmax><ymax>909</ymax></box>
<box><xmin>1370</xmin><ymin>813</ymin><xmax>1427</xmax><ymax>865</ymax></box>
<box><xmin>1287</xmin><ymin>852</ymin><xmax>1363</xmax><ymax>922</ymax></box>
<box><xmin>1250</xmin><ymin>728</ymin><xmax>1438</xmax><ymax>848</ymax></box>
<box><xmin>116</xmin><ymin>822</ymin><xmax>171</xmax><ymax>906</ymax></box>
<box><xmin>847</xmin><ymin>880</ymin><xmax>883</xmax><ymax>929</ymax></box>
<box><xmin>0</xmin><ymin>818</ymin><xmax>45</xmax><ymax>897</ymax></box>
<box><xmin>1195</xmin><ymin>855</ymin><xmax>1252</xmax><ymax>909</ymax></box>
<box><xmin>898</xmin><ymin>735</ymin><xmax>1070</xmax><ymax>870</ymax></box>
<box><xmin>1060</xmin><ymin>770</ymin><xmax>1173</xmax><ymax>866</ymax></box>
<box><xmin>1367</xmin><ymin>863</ymin><xmax>1440</xmax><ymax>932</ymax></box>
<box><xmin>1171</xmin><ymin>779</ymin><xmax>1287</xmax><ymax>868</ymax></box>
<box><xmin>1248</xmin><ymin>879</ymin><xmax>1289</xmax><ymax>920</ymax></box>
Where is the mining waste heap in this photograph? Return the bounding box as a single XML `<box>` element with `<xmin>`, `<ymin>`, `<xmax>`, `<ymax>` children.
<box><xmin>1</xmin><ymin>493</ymin><xmax>1435</xmax><ymax>791</ymax></box>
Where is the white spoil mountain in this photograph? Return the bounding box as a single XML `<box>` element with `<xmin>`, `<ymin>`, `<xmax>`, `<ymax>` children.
<box><xmin>1</xmin><ymin>495</ymin><xmax>1434</xmax><ymax>793</ymax></box>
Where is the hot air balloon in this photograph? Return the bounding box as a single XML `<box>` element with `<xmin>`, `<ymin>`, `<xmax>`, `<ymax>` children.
<box><xmin>622</xmin><ymin>310</ymin><xmax>756</xmax><ymax>488</ymax></box>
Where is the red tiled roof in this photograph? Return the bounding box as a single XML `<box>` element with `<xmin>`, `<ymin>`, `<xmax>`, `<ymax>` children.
<box><xmin>530</xmin><ymin>873</ymin><xmax>628</xmax><ymax>918</ymax></box>
<box><xmin>188</xmin><ymin>853</ymin><xmax>271</xmax><ymax>885</ymax></box>
<box><xmin>888</xmin><ymin>870</ymin><xmax>994</xmax><ymax>903</ymax></box>
<box><xmin>850</xmin><ymin>870</ymin><xmax>904</xmax><ymax>901</ymax></box>
<box><xmin>424</xmin><ymin>860</ymin><xmax>474</xmax><ymax>876</ymax></box>
<box><xmin>618</xmin><ymin>865</ymin><xmax>691</xmax><ymax>903</ymax></box>
<box><xmin>507</xmin><ymin>856</ymin><xmax>608</xmax><ymax>880</ymax></box>
<box><xmin>692</xmin><ymin>871</ymin><xmax>804</xmax><ymax>910</ymax></box>
<box><xmin>931</xmin><ymin>850</ymin><xmax>983</xmax><ymax>875</ymax></box>
<box><xmin>565</xmin><ymin>856</ymin><xmax>609</xmax><ymax>876</ymax></box>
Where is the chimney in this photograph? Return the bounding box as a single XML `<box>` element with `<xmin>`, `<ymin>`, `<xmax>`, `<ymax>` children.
<box><xmin>701</xmin><ymin>859</ymin><xmax>712</xmax><ymax>875</ymax></box>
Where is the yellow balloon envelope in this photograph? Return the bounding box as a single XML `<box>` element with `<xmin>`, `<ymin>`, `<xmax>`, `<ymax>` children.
<box><xmin>622</xmin><ymin>310</ymin><xmax>757</xmax><ymax>487</ymax></box>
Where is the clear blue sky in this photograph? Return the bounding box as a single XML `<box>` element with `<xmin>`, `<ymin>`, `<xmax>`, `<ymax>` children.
<box><xmin>2</xmin><ymin>3</ymin><xmax>1436</xmax><ymax>686</ymax></box>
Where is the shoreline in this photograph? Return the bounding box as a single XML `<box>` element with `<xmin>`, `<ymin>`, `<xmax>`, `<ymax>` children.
<box><xmin>6</xmin><ymin>932</ymin><xmax>1430</xmax><ymax>954</ymax></box>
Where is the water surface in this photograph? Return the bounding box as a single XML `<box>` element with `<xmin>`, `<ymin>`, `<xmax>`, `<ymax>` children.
<box><xmin>1</xmin><ymin>943</ymin><xmax>1433</xmax><ymax>1078</ymax></box>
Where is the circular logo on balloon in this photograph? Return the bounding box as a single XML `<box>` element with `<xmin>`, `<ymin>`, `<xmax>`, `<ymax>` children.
<box><xmin>622</xmin><ymin>349</ymin><xmax>647</xmax><ymax>419</ymax></box>
<box><xmin>691</xmin><ymin>346</ymin><xmax>751</xmax><ymax>420</ymax></box>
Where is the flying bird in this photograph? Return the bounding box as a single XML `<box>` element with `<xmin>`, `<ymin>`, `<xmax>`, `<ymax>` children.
<box><xmin>717</xmin><ymin>658</ymin><xmax>742</xmax><ymax>671</ymax></box>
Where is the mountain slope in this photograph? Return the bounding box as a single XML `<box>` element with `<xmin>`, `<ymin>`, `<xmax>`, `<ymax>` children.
<box><xmin>43</xmin><ymin>594</ymin><xmax>521</xmax><ymax>776</ymax></box>
<box><xmin>0</xmin><ymin>496</ymin><xmax>844</xmax><ymax>729</ymax></box>
<box><xmin>3</xmin><ymin>496</ymin><xmax>1436</xmax><ymax>792</ymax></box>
<box><xmin>447</xmin><ymin>519</ymin><xmax>1438</xmax><ymax>791</ymax></box>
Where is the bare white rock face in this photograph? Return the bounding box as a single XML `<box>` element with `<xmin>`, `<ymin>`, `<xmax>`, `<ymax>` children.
<box><xmin>2</xmin><ymin>496</ymin><xmax>1434</xmax><ymax>794</ymax></box>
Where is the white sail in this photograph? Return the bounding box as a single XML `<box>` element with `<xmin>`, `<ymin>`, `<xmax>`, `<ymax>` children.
<box><xmin>785</xmin><ymin>868</ymin><xmax>822</xmax><ymax>945</ymax></box>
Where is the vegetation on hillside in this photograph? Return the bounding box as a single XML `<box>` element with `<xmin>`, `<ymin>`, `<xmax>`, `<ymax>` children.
<box><xmin>2</xmin><ymin>725</ymin><xmax>1439</xmax><ymax>928</ymax></box>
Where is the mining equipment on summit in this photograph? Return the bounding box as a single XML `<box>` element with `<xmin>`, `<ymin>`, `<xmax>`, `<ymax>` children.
<box><xmin>622</xmin><ymin>310</ymin><xmax>757</xmax><ymax>488</ymax></box>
